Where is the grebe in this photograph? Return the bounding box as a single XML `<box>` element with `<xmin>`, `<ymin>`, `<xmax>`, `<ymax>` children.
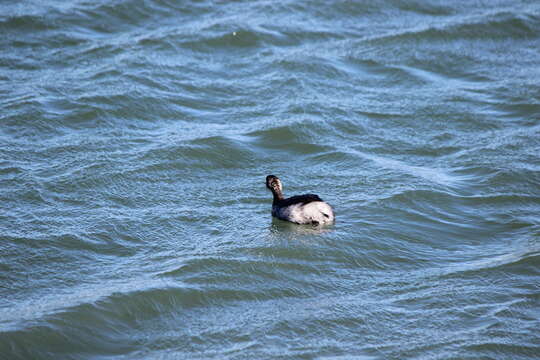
<box><xmin>266</xmin><ymin>175</ymin><xmax>335</xmax><ymax>225</ymax></box>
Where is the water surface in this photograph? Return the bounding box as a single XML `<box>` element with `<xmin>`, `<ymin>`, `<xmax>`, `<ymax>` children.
<box><xmin>1</xmin><ymin>0</ymin><xmax>540</xmax><ymax>359</ymax></box>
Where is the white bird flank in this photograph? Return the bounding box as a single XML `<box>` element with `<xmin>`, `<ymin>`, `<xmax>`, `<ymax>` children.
<box><xmin>273</xmin><ymin>201</ymin><xmax>335</xmax><ymax>225</ymax></box>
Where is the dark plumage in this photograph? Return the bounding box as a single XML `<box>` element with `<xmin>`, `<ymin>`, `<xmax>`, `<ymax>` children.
<box><xmin>274</xmin><ymin>194</ymin><xmax>323</xmax><ymax>207</ymax></box>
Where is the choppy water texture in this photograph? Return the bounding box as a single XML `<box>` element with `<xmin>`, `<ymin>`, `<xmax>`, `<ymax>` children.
<box><xmin>1</xmin><ymin>0</ymin><xmax>540</xmax><ymax>359</ymax></box>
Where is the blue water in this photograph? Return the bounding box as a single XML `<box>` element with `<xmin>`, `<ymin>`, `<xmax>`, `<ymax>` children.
<box><xmin>1</xmin><ymin>1</ymin><xmax>540</xmax><ymax>359</ymax></box>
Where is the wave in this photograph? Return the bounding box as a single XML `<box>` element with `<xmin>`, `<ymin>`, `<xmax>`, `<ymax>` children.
<box><xmin>441</xmin><ymin>248</ymin><xmax>540</xmax><ymax>279</ymax></box>
<box><xmin>0</xmin><ymin>257</ymin><xmax>314</xmax><ymax>335</ymax></box>
<box><xmin>362</xmin><ymin>9</ymin><xmax>540</xmax><ymax>46</ymax></box>
<box><xmin>346</xmin><ymin>149</ymin><xmax>470</xmax><ymax>188</ymax></box>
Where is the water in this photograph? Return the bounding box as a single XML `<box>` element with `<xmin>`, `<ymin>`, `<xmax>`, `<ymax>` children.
<box><xmin>1</xmin><ymin>0</ymin><xmax>540</xmax><ymax>359</ymax></box>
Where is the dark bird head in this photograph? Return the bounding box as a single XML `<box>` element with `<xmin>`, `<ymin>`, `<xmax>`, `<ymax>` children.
<box><xmin>266</xmin><ymin>175</ymin><xmax>283</xmax><ymax>195</ymax></box>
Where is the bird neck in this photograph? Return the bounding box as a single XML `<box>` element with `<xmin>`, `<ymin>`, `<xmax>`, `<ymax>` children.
<box><xmin>272</xmin><ymin>188</ymin><xmax>284</xmax><ymax>204</ymax></box>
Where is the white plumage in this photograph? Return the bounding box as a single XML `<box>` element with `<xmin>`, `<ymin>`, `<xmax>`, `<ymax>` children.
<box><xmin>273</xmin><ymin>201</ymin><xmax>335</xmax><ymax>225</ymax></box>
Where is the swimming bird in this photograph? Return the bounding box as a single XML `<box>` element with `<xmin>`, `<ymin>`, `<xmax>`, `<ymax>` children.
<box><xmin>266</xmin><ymin>175</ymin><xmax>335</xmax><ymax>225</ymax></box>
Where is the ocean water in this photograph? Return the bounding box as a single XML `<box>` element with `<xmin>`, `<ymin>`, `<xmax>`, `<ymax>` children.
<box><xmin>1</xmin><ymin>0</ymin><xmax>540</xmax><ymax>359</ymax></box>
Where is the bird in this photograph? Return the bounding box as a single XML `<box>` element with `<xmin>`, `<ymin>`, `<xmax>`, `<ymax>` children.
<box><xmin>265</xmin><ymin>175</ymin><xmax>335</xmax><ymax>225</ymax></box>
